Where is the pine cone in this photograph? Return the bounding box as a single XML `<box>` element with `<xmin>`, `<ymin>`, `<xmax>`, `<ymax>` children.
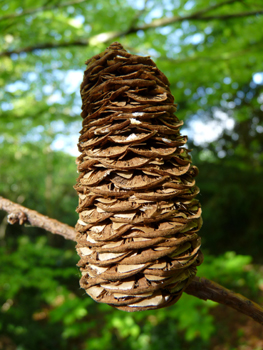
<box><xmin>74</xmin><ymin>42</ymin><xmax>203</xmax><ymax>311</ymax></box>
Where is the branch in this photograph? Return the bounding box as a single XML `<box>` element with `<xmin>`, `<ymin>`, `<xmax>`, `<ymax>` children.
<box><xmin>185</xmin><ymin>277</ymin><xmax>263</xmax><ymax>325</ymax></box>
<box><xmin>0</xmin><ymin>196</ymin><xmax>75</xmax><ymax>241</ymax></box>
<box><xmin>131</xmin><ymin>10</ymin><xmax>263</xmax><ymax>32</ymax></box>
<box><xmin>1</xmin><ymin>1</ymin><xmax>262</xmax><ymax>58</ymax></box>
<box><xmin>0</xmin><ymin>40</ymin><xmax>89</xmax><ymax>58</ymax></box>
<box><xmin>197</xmin><ymin>9</ymin><xmax>263</xmax><ymax>20</ymax></box>
<box><xmin>158</xmin><ymin>41</ymin><xmax>263</xmax><ymax>64</ymax></box>
<box><xmin>127</xmin><ymin>0</ymin><xmax>149</xmax><ymax>32</ymax></box>
<box><xmin>0</xmin><ymin>0</ymin><xmax>89</xmax><ymax>22</ymax></box>
<box><xmin>132</xmin><ymin>0</ymin><xmax>242</xmax><ymax>30</ymax></box>
<box><xmin>1</xmin><ymin>196</ymin><xmax>263</xmax><ymax>324</ymax></box>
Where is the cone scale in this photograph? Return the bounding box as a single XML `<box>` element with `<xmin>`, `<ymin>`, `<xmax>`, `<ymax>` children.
<box><xmin>74</xmin><ymin>42</ymin><xmax>203</xmax><ymax>311</ymax></box>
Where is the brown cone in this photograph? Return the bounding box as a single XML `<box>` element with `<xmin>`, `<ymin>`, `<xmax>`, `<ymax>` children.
<box><xmin>74</xmin><ymin>42</ymin><xmax>203</xmax><ymax>311</ymax></box>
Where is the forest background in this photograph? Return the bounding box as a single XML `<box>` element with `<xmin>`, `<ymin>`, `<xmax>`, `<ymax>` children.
<box><xmin>0</xmin><ymin>0</ymin><xmax>263</xmax><ymax>349</ymax></box>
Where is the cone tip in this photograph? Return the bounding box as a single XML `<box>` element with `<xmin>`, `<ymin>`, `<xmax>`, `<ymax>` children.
<box><xmin>108</xmin><ymin>42</ymin><xmax>125</xmax><ymax>50</ymax></box>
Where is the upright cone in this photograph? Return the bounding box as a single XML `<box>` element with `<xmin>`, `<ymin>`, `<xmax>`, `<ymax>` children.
<box><xmin>74</xmin><ymin>42</ymin><xmax>203</xmax><ymax>311</ymax></box>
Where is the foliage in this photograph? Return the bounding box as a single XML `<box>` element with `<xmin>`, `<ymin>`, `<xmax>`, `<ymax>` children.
<box><xmin>0</xmin><ymin>233</ymin><xmax>261</xmax><ymax>350</ymax></box>
<box><xmin>1</xmin><ymin>0</ymin><xmax>263</xmax><ymax>348</ymax></box>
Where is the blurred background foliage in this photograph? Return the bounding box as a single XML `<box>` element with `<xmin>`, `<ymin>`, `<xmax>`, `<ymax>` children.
<box><xmin>1</xmin><ymin>0</ymin><xmax>263</xmax><ymax>349</ymax></box>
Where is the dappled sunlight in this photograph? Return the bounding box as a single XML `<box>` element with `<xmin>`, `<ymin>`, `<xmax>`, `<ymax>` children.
<box><xmin>183</xmin><ymin>110</ymin><xmax>235</xmax><ymax>148</ymax></box>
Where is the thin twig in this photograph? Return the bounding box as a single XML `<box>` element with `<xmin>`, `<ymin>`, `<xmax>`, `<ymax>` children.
<box><xmin>185</xmin><ymin>277</ymin><xmax>263</xmax><ymax>325</ymax></box>
<box><xmin>0</xmin><ymin>40</ymin><xmax>89</xmax><ymax>58</ymax></box>
<box><xmin>0</xmin><ymin>0</ymin><xmax>89</xmax><ymax>22</ymax></box>
<box><xmin>1</xmin><ymin>195</ymin><xmax>263</xmax><ymax>324</ymax></box>
<box><xmin>134</xmin><ymin>0</ymin><xmax>241</xmax><ymax>31</ymax></box>
<box><xmin>157</xmin><ymin>42</ymin><xmax>262</xmax><ymax>63</ymax></box>
<box><xmin>133</xmin><ymin>9</ymin><xmax>263</xmax><ymax>32</ymax></box>
<box><xmin>127</xmin><ymin>0</ymin><xmax>149</xmax><ymax>31</ymax></box>
<box><xmin>197</xmin><ymin>9</ymin><xmax>263</xmax><ymax>20</ymax></box>
<box><xmin>0</xmin><ymin>2</ymin><xmax>262</xmax><ymax>58</ymax></box>
<box><xmin>0</xmin><ymin>196</ymin><xmax>76</xmax><ymax>241</ymax></box>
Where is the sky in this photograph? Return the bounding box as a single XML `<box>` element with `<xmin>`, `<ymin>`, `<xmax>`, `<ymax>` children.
<box><xmin>49</xmin><ymin>71</ymin><xmax>263</xmax><ymax>157</ymax></box>
<box><xmin>2</xmin><ymin>56</ymin><xmax>262</xmax><ymax>158</ymax></box>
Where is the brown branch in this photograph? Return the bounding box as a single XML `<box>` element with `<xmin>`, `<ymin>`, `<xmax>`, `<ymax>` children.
<box><xmin>1</xmin><ymin>1</ymin><xmax>262</xmax><ymax>58</ymax></box>
<box><xmin>127</xmin><ymin>0</ymin><xmax>149</xmax><ymax>32</ymax></box>
<box><xmin>158</xmin><ymin>40</ymin><xmax>263</xmax><ymax>64</ymax></box>
<box><xmin>132</xmin><ymin>0</ymin><xmax>241</xmax><ymax>31</ymax></box>
<box><xmin>0</xmin><ymin>40</ymin><xmax>89</xmax><ymax>58</ymax></box>
<box><xmin>197</xmin><ymin>9</ymin><xmax>263</xmax><ymax>20</ymax></box>
<box><xmin>0</xmin><ymin>196</ymin><xmax>76</xmax><ymax>241</ymax></box>
<box><xmin>185</xmin><ymin>277</ymin><xmax>263</xmax><ymax>325</ymax></box>
<box><xmin>1</xmin><ymin>196</ymin><xmax>263</xmax><ymax>324</ymax></box>
<box><xmin>0</xmin><ymin>0</ymin><xmax>89</xmax><ymax>22</ymax></box>
<box><xmin>132</xmin><ymin>10</ymin><xmax>263</xmax><ymax>32</ymax></box>
<box><xmin>0</xmin><ymin>0</ymin><xmax>236</xmax><ymax>23</ymax></box>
